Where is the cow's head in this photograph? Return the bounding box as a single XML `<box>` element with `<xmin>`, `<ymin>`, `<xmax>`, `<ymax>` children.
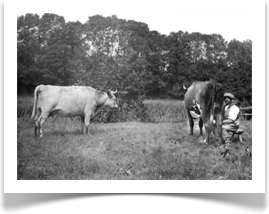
<box><xmin>105</xmin><ymin>90</ymin><xmax>118</xmax><ymax>108</ymax></box>
<box><xmin>191</xmin><ymin>99</ymin><xmax>202</xmax><ymax>115</ymax></box>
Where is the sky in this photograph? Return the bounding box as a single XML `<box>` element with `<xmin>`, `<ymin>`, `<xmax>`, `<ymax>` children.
<box><xmin>4</xmin><ymin>0</ymin><xmax>265</xmax><ymax>193</ymax></box>
<box><xmin>16</xmin><ymin>0</ymin><xmax>253</xmax><ymax>42</ymax></box>
<box><xmin>54</xmin><ymin>12</ymin><xmax>252</xmax><ymax>42</ymax></box>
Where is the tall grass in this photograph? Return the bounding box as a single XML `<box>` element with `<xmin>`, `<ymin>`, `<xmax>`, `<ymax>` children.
<box><xmin>17</xmin><ymin>96</ymin><xmax>187</xmax><ymax>123</ymax></box>
<box><xmin>17</xmin><ymin>96</ymin><xmax>34</xmax><ymax>117</ymax></box>
<box><xmin>144</xmin><ymin>99</ymin><xmax>187</xmax><ymax>123</ymax></box>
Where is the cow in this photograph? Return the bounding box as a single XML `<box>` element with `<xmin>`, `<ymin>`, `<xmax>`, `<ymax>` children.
<box><xmin>31</xmin><ymin>85</ymin><xmax>118</xmax><ymax>137</ymax></box>
<box><xmin>184</xmin><ymin>79</ymin><xmax>225</xmax><ymax>145</ymax></box>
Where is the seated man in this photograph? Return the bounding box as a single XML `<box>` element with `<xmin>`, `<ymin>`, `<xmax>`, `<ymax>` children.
<box><xmin>222</xmin><ymin>92</ymin><xmax>241</xmax><ymax>142</ymax></box>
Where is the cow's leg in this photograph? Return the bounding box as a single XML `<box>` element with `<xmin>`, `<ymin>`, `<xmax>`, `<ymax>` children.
<box><xmin>34</xmin><ymin>120</ymin><xmax>40</xmax><ymax>137</ymax></box>
<box><xmin>34</xmin><ymin>108</ymin><xmax>41</xmax><ymax>137</ymax></box>
<box><xmin>84</xmin><ymin>112</ymin><xmax>92</xmax><ymax>135</ymax></box>
<box><xmin>203</xmin><ymin>119</ymin><xmax>213</xmax><ymax>144</ymax></box>
<box><xmin>215</xmin><ymin>113</ymin><xmax>225</xmax><ymax>145</ymax></box>
<box><xmin>38</xmin><ymin>111</ymin><xmax>50</xmax><ymax>137</ymax></box>
<box><xmin>81</xmin><ymin>116</ymin><xmax>86</xmax><ymax>134</ymax></box>
<box><xmin>199</xmin><ymin>118</ymin><xmax>203</xmax><ymax>136</ymax></box>
<box><xmin>187</xmin><ymin>111</ymin><xmax>194</xmax><ymax>135</ymax></box>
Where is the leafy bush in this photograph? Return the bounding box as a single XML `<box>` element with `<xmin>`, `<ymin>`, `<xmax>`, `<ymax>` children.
<box><xmin>91</xmin><ymin>94</ymin><xmax>150</xmax><ymax>123</ymax></box>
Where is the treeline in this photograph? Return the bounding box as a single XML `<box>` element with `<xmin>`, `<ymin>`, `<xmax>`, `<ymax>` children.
<box><xmin>17</xmin><ymin>13</ymin><xmax>252</xmax><ymax>105</ymax></box>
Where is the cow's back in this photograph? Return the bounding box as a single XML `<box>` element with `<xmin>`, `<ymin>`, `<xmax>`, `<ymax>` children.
<box><xmin>37</xmin><ymin>85</ymin><xmax>96</xmax><ymax>117</ymax></box>
<box><xmin>184</xmin><ymin>81</ymin><xmax>209</xmax><ymax>111</ymax></box>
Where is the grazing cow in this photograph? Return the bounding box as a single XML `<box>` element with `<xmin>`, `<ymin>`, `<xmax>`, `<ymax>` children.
<box><xmin>184</xmin><ymin>80</ymin><xmax>225</xmax><ymax>145</ymax></box>
<box><xmin>31</xmin><ymin>85</ymin><xmax>118</xmax><ymax>137</ymax></box>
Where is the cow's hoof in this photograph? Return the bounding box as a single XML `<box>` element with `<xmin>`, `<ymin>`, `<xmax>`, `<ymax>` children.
<box><xmin>202</xmin><ymin>139</ymin><xmax>208</xmax><ymax>144</ymax></box>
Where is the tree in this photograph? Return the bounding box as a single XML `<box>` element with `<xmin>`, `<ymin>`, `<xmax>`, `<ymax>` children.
<box><xmin>17</xmin><ymin>14</ymin><xmax>41</xmax><ymax>93</ymax></box>
<box><xmin>17</xmin><ymin>13</ymin><xmax>252</xmax><ymax>106</ymax></box>
<box><xmin>225</xmin><ymin>39</ymin><xmax>252</xmax><ymax>105</ymax></box>
<box><xmin>81</xmin><ymin>15</ymin><xmax>151</xmax><ymax>95</ymax></box>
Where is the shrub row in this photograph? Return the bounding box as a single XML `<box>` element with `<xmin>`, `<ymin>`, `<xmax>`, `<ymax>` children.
<box><xmin>17</xmin><ymin>98</ymin><xmax>188</xmax><ymax>123</ymax></box>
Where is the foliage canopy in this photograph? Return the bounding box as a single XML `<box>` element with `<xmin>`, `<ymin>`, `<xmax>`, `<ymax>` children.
<box><xmin>17</xmin><ymin>13</ymin><xmax>252</xmax><ymax>106</ymax></box>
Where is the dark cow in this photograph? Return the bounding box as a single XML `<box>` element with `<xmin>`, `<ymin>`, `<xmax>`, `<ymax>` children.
<box><xmin>31</xmin><ymin>85</ymin><xmax>118</xmax><ymax>137</ymax></box>
<box><xmin>184</xmin><ymin>80</ymin><xmax>225</xmax><ymax>145</ymax></box>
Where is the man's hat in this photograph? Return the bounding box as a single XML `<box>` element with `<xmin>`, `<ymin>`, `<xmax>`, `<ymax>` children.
<box><xmin>224</xmin><ymin>92</ymin><xmax>235</xmax><ymax>99</ymax></box>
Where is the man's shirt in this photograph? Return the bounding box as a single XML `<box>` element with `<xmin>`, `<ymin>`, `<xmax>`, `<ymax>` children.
<box><xmin>224</xmin><ymin>104</ymin><xmax>240</xmax><ymax>125</ymax></box>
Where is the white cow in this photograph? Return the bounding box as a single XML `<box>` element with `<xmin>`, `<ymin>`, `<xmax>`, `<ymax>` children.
<box><xmin>31</xmin><ymin>85</ymin><xmax>118</xmax><ymax>137</ymax></box>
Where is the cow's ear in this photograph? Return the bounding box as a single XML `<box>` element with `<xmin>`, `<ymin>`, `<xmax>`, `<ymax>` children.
<box><xmin>107</xmin><ymin>91</ymin><xmax>112</xmax><ymax>98</ymax></box>
<box><xmin>183</xmin><ymin>84</ymin><xmax>187</xmax><ymax>92</ymax></box>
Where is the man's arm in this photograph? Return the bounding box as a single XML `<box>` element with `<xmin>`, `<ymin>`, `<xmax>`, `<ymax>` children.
<box><xmin>222</xmin><ymin>118</ymin><xmax>234</xmax><ymax>124</ymax></box>
<box><xmin>228</xmin><ymin>106</ymin><xmax>240</xmax><ymax>121</ymax></box>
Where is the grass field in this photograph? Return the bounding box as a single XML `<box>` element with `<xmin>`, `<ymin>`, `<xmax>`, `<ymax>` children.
<box><xmin>17</xmin><ymin>96</ymin><xmax>252</xmax><ymax>180</ymax></box>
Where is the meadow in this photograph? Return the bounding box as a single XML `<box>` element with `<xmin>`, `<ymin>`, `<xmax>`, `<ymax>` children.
<box><xmin>17</xmin><ymin>97</ymin><xmax>252</xmax><ymax>180</ymax></box>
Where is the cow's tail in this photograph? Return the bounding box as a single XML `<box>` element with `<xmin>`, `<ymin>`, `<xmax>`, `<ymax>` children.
<box><xmin>31</xmin><ymin>85</ymin><xmax>44</xmax><ymax>119</ymax></box>
<box><xmin>210</xmin><ymin>80</ymin><xmax>217</xmax><ymax>122</ymax></box>
<box><xmin>212</xmin><ymin>80</ymin><xmax>216</xmax><ymax>118</ymax></box>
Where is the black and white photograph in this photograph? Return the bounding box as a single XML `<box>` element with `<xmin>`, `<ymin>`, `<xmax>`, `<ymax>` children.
<box><xmin>3</xmin><ymin>0</ymin><xmax>265</xmax><ymax>195</ymax></box>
